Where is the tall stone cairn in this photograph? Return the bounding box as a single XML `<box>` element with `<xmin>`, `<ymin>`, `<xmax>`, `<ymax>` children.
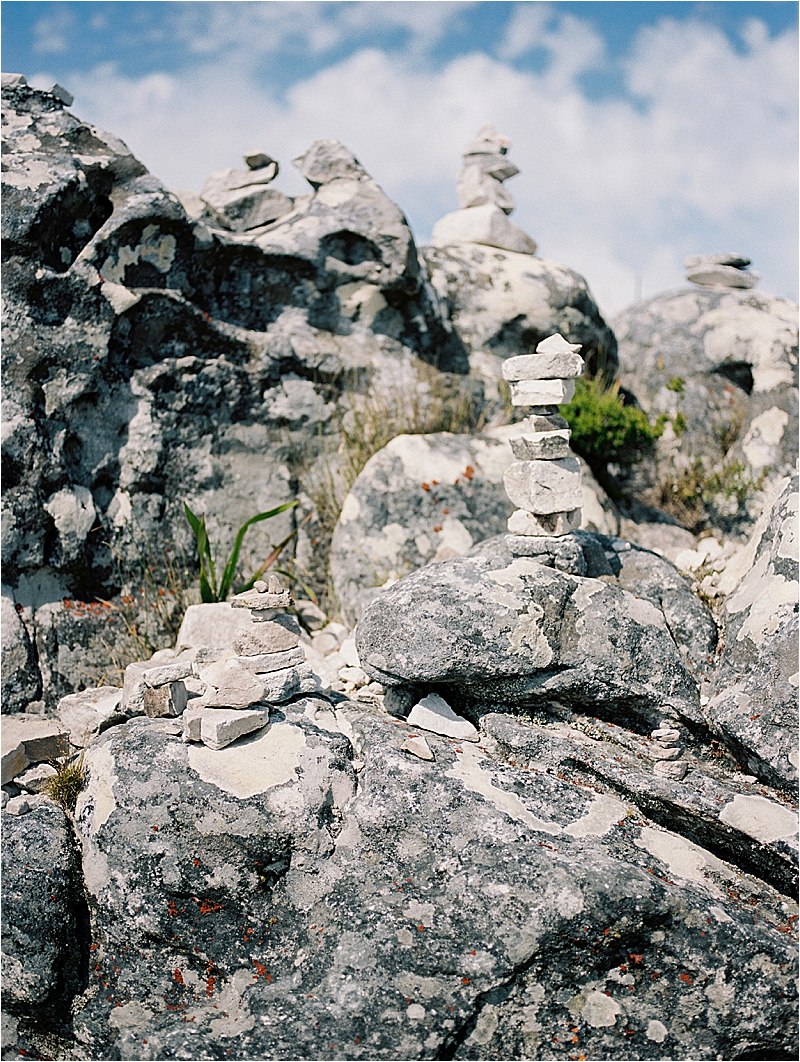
<box><xmin>502</xmin><ymin>333</ymin><xmax>585</xmax><ymax>567</ymax></box>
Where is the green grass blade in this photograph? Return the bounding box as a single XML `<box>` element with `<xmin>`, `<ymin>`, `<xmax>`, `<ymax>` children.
<box><xmin>218</xmin><ymin>501</ymin><xmax>298</xmax><ymax>601</ymax></box>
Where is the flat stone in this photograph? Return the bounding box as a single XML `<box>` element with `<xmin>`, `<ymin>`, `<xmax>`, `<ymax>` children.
<box><xmin>231</xmin><ymin>588</ymin><xmax>293</xmax><ymax>610</ymax></box>
<box><xmin>142</xmin><ymin>660</ymin><xmax>193</xmax><ymax>687</ymax></box>
<box><xmin>684</xmin><ymin>253</ymin><xmax>751</xmax><ymax>269</ymax></box>
<box><xmin>507</xmin><ymin>508</ymin><xmax>582</xmax><ymax>536</ymax></box>
<box><xmin>407</xmin><ymin>693</ymin><xmax>479</xmax><ymax>742</ymax></box>
<box><xmin>1</xmin><ymin>715</ymin><xmax>69</xmax><ymax>767</ymax></box>
<box><xmin>199</xmin><ymin>708</ymin><xmax>271</xmax><ymax>751</ymax></box>
<box><xmin>232</xmin><ymin>615</ymin><xmax>302</xmax><ymax>655</ymax></box>
<box><xmin>261</xmin><ymin>662</ymin><xmax>318</xmax><ymax>704</ymax></box>
<box><xmin>16</xmin><ymin>762</ymin><xmax>57</xmax><ymax>793</ymax></box>
<box><xmin>181</xmin><ymin>704</ymin><xmax>204</xmax><ymax>743</ymax></box>
<box><xmin>536</xmin><ymin>334</ymin><xmax>583</xmax><ymax>356</ymax></box>
<box><xmin>653</xmin><ymin>760</ymin><xmax>688</xmax><ymax>780</ymax></box>
<box><xmin>502</xmin><ymin>351</ymin><xmax>584</xmax><ymax>381</ymax></box>
<box><xmin>505</xmin><ymin>534</ymin><xmax>587</xmax><ymax>575</ymax></box>
<box><xmin>2</xmin><ymin>743</ymin><xmax>28</xmax><ymax>786</ymax></box>
<box><xmin>650</xmin><ymin>745</ymin><xmax>682</xmax><ymax>760</ymax></box>
<box><xmin>58</xmin><ymin>686</ymin><xmax>125</xmax><ymax>746</ymax></box>
<box><xmin>5</xmin><ymin>795</ymin><xmax>32</xmax><ymax>816</ymax></box>
<box><xmin>510</xmin><ymin>379</ymin><xmax>575</xmax><ymax>407</ymax></box>
<box><xmin>509</xmin><ymin>429</ymin><xmax>571</xmax><ymax>461</ymax></box>
<box><xmin>431</xmin><ymin>203</ymin><xmax>537</xmax><ymax>255</ymax></box>
<box><xmin>142</xmin><ymin>681</ymin><xmax>188</xmax><ymax>719</ymax></box>
<box><xmin>197</xmin><ymin>659</ymin><xmax>267</xmax><ymax>708</ymax></box>
<box><xmin>401</xmin><ymin>735</ymin><xmax>435</xmax><ymax>761</ymax></box>
<box><xmin>339</xmin><ymin>665</ymin><xmax>367</xmax><ymax>686</ymax></box>
<box><xmin>503</xmin><ymin>457</ymin><xmax>583</xmax><ymax>514</ymax></box>
<box><xmin>652</xmin><ymin>728</ymin><xmax>681</xmax><ymax>742</ymax></box>
<box><xmin>236</xmin><ymin>646</ymin><xmax>305</xmax><ymax>674</ymax></box>
<box><xmin>687</xmin><ymin>265</ymin><xmax>759</xmax><ymax>289</ymax></box>
<box><xmin>175</xmin><ymin>603</ymin><xmax>253</xmax><ymax>652</ymax></box>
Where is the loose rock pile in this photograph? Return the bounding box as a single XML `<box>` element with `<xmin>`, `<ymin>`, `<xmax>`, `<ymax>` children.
<box><xmin>685</xmin><ymin>252</ymin><xmax>760</xmax><ymax>290</ymax></box>
<box><xmin>502</xmin><ymin>333</ymin><xmax>586</xmax><ymax>572</ymax></box>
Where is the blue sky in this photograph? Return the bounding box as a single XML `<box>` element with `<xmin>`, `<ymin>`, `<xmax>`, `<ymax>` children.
<box><xmin>2</xmin><ymin>1</ymin><xmax>798</xmax><ymax>315</ymax></box>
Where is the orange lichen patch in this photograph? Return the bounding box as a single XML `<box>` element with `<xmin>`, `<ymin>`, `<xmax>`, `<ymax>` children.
<box><xmin>205</xmin><ymin>977</ymin><xmax>215</xmax><ymax>996</ymax></box>
<box><xmin>421</xmin><ymin>483</ymin><xmax>431</xmax><ymax>492</ymax></box>
<box><xmin>462</xmin><ymin>978</ymin><xmax>470</xmax><ymax>985</ymax></box>
<box><xmin>680</xmin><ymin>973</ymin><xmax>694</xmax><ymax>984</ymax></box>
<box><xmin>629</xmin><ymin>954</ymin><xmax>644</xmax><ymax>964</ymax></box>
<box><xmin>194</xmin><ymin>897</ymin><xmax>223</xmax><ymax>914</ymax></box>
<box><xmin>433</xmin><ymin>525</ymin><xmax>443</xmax><ymax>533</ymax></box>
<box><xmin>173</xmin><ymin>969</ymin><xmax>184</xmax><ymax>985</ymax></box>
<box><xmin>463</xmin><ymin>466</ymin><xmax>475</xmax><ymax>480</ymax></box>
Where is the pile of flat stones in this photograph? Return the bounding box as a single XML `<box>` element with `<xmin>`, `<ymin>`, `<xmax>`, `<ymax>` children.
<box><xmin>501</xmin><ymin>333</ymin><xmax>586</xmax><ymax>573</ymax></box>
<box><xmin>685</xmin><ymin>252</ymin><xmax>760</xmax><ymax>290</ymax></box>
<box><xmin>182</xmin><ymin>577</ymin><xmax>318</xmax><ymax>750</ymax></box>
<box><xmin>649</xmin><ymin>719</ymin><xmax>688</xmax><ymax>781</ymax></box>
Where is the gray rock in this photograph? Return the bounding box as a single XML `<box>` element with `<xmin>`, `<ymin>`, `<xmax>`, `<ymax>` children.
<box><xmin>421</xmin><ymin>244</ymin><xmax>617</xmax><ymax>376</ymax></box>
<box><xmin>57</xmin><ymin>685</ymin><xmax>125</xmax><ymax>745</ymax></box>
<box><xmin>1</xmin><ymin>587</ymin><xmax>40</xmax><ymax>713</ymax></box>
<box><xmin>706</xmin><ymin>475</ymin><xmax>798</xmax><ymax>790</ymax></box>
<box><xmin>330</xmin><ymin>433</ymin><xmax>515</xmax><ymax>623</ymax></box>
<box><xmin>614</xmin><ymin>285</ymin><xmax>798</xmax><ymax>536</ymax></box>
<box><xmin>1</xmin><ymin>714</ymin><xmax>70</xmax><ymax>766</ymax></box>
<box><xmin>142</xmin><ymin>680</ymin><xmax>188</xmax><ymax>718</ymax></box>
<box><xmin>1</xmin><ymin>801</ymin><xmax>87</xmax><ymax>1014</ymax></box>
<box><xmin>1</xmin><ymin>85</ymin><xmax>467</xmax><ymax>705</ymax></box>
<box><xmin>199</xmin><ymin>165</ymin><xmax>292</xmax><ymax>232</ymax></box>
<box><xmin>431</xmin><ymin>205</ymin><xmax>538</xmax><ymax>255</ymax></box>
<box><xmin>357</xmin><ymin>548</ymin><xmax>702</xmax><ymax>730</ymax></box>
<box><xmin>8</xmin><ymin>704</ymin><xmax>792</xmax><ymax>1061</ymax></box>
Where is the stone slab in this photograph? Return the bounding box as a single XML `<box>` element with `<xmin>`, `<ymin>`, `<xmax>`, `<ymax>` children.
<box><xmin>233</xmin><ymin>617</ymin><xmax>301</xmax><ymax>655</ymax></box>
<box><xmin>58</xmin><ymin>686</ymin><xmax>125</xmax><ymax>746</ymax></box>
<box><xmin>199</xmin><ymin>708</ymin><xmax>271</xmax><ymax>750</ymax></box>
<box><xmin>507</xmin><ymin>508</ymin><xmax>582</xmax><ymax>536</ymax></box>
<box><xmin>407</xmin><ymin>693</ymin><xmax>479</xmax><ymax>742</ymax></box>
<box><xmin>175</xmin><ymin>603</ymin><xmax>252</xmax><ymax>652</ymax></box>
<box><xmin>502</xmin><ymin>351</ymin><xmax>584</xmax><ymax>381</ymax></box>
<box><xmin>510</xmin><ymin>378</ymin><xmax>575</xmax><ymax>406</ymax></box>
<box><xmin>231</xmin><ymin>588</ymin><xmax>292</xmax><ymax>610</ymax></box>
<box><xmin>261</xmin><ymin>662</ymin><xmax>318</xmax><ymax>704</ymax></box>
<box><xmin>1</xmin><ymin>715</ymin><xmax>69</xmax><ymax>766</ymax></box>
<box><xmin>687</xmin><ymin>265</ymin><xmax>759</xmax><ymax>289</ymax></box>
<box><xmin>503</xmin><ymin>457</ymin><xmax>583</xmax><ymax>514</ymax></box>
<box><xmin>2</xmin><ymin>743</ymin><xmax>28</xmax><ymax>785</ymax></box>
<box><xmin>197</xmin><ymin>659</ymin><xmax>267</xmax><ymax>708</ymax></box>
<box><xmin>236</xmin><ymin>646</ymin><xmax>305</xmax><ymax>674</ymax></box>
<box><xmin>509</xmin><ymin>429</ymin><xmax>571</xmax><ymax>461</ymax></box>
<box><xmin>142</xmin><ymin>681</ymin><xmax>188</xmax><ymax>719</ymax></box>
<box><xmin>505</xmin><ymin>534</ymin><xmax>587</xmax><ymax>575</ymax></box>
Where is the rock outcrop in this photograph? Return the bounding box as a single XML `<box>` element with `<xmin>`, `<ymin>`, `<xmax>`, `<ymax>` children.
<box><xmin>613</xmin><ymin>263</ymin><xmax>798</xmax><ymax>536</ymax></box>
<box><xmin>705</xmin><ymin>474</ymin><xmax>799</xmax><ymax>790</ymax></box>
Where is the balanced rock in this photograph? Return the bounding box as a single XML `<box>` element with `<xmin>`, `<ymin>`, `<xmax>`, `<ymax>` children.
<box><xmin>685</xmin><ymin>253</ymin><xmax>760</xmax><ymax>290</ymax></box>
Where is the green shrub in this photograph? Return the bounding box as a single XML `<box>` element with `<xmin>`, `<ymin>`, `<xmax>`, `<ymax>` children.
<box><xmin>560</xmin><ymin>376</ymin><xmax>666</xmax><ymax>474</ymax></box>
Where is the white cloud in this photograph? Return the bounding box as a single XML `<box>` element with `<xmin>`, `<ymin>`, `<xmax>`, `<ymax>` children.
<box><xmin>43</xmin><ymin>10</ymin><xmax>797</xmax><ymax>318</ymax></box>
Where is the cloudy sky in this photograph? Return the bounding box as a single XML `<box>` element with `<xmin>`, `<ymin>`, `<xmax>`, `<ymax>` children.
<box><xmin>3</xmin><ymin>1</ymin><xmax>798</xmax><ymax>316</ymax></box>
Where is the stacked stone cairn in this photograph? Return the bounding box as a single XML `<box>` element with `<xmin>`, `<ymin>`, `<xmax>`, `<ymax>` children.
<box><xmin>501</xmin><ymin>333</ymin><xmax>587</xmax><ymax>573</ymax></box>
<box><xmin>685</xmin><ymin>252</ymin><xmax>759</xmax><ymax>290</ymax></box>
<box><xmin>649</xmin><ymin>720</ymin><xmax>688</xmax><ymax>781</ymax></box>
<box><xmin>431</xmin><ymin>124</ymin><xmax>537</xmax><ymax>254</ymax></box>
<box><xmin>182</xmin><ymin>576</ymin><xmax>317</xmax><ymax>751</ymax></box>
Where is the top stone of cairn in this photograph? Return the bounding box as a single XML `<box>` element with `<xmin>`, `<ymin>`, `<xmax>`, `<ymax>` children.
<box><xmin>231</xmin><ymin>575</ymin><xmax>293</xmax><ymax>610</ymax></box>
<box><xmin>684</xmin><ymin>253</ymin><xmax>759</xmax><ymax>290</ymax></box>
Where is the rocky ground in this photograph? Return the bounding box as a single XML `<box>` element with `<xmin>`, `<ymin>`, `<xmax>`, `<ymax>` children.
<box><xmin>1</xmin><ymin>74</ymin><xmax>798</xmax><ymax>1062</ymax></box>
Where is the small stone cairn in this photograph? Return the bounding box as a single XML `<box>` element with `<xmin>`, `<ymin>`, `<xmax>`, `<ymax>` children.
<box><xmin>199</xmin><ymin>152</ymin><xmax>293</xmax><ymax>233</ymax></box>
<box><xmin>685</xmin><ymin>253</ymin><xmax>759</xmax><ymax>290</ymax></box>
<box><xmin>501</xmin><ymin>333</ymin><xmax>586</xmax><ymax>573</ymax></box>
<box><xmin>431</xmin><ymin>124</ymin><xmax>537</xmax><ymax>254</ymax></box>
<box><xmin>649</xmin><ymin>719</ymin><xmax>688</xmax><ymax>780</ymax></box>
<box><xmin>182</xmin><ymin>576</ymin><xmax>317</xmax><ymax>750</ymax></box>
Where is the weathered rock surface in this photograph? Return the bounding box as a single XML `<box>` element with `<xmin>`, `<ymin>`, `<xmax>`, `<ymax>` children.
<box><xmin>1</xmin><ymin>801</ymin><xmax>88</xmax><ymax>1014</ymax></box>
<box><xmin>356</xmin><ymin>547</ymin><xmax>704</xmax><ymax>729</ymax></box>
<box><xmin>421</xmin><ymin>244</ymin><xmax>618</xmax><ymax>376</ymax></box>
<box><xmin>5</xmin><ymin>702</ymin><xmax>797</xmax><ymax>1061</ymax></box>
<box><xmin>706</xmin><ymin>474</ymin><xmax>799</xmax><ymax>791</ymax></box>
<box><xmin>0</xmin><ymin>79</ymin><xmax>465</xmax><ymax>705</ymax></box>
<box><xmin>330</xmin><ymin>432</ymin><xmax>623</xmax><ymax>623</ymax></box>
<box><xmin>613</xmin><ymin>286</ymin><xmax>798</xmax><ymax>535</ymax></box>
<box><xmin>1</xmin><ymin>586</ymin><xmax>40</xmax><ymax>712</ymax></box>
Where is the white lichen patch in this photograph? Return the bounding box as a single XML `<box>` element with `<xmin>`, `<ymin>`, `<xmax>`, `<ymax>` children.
<box><xmin>101</xmin><ymin>281</ymin><xmax>141</xmax><ymax>315</ymax></box>
<box><xmin>635</xmin><ymin>827</ymin><xmax>727</xmax><ymax>891</ymax></box>
<box><xmin>469</xmin><ymin>1004</ymin><xmax>499</xmax><ymax>1044</ymax></box>
<box><xmin>338</xmin><ymin>492</ymin><xmax>361</xmax><ymax>525</ymax></box>
<box><xmin>446</xmin><ymin>745</ymin><xmax>562</xmax><ymax>836</ymax></box>
<box><xmin>508</xmin><ymin>602</ymin><xmax>554</xmax><ymax>664</ymax></box>
<box><xmin>100</xmin><ymin>224</ymin><xmax>177</xmax><ymax>284</ymax></box>
<box><xmin>573</xmin><ymin>989</ymin><xmax>622</xmax><ymax>1028</ymax></box>
<box><xmin>726</xmin><ymin>549</ymin><xmax>797</xmax><ymax>645</ymax></box>
<box><xmin>741</xmin><ymin>407</ymin><xmax>790</xmax><ymax>471</ymax></box>
<box><xmin>187</xmin><ymin>722</ymin><xmax>306</xmax><ymax>799</ymax></box>
<box><xmin>403</xmin><ymin>899</ymin><xmax>435</xmax><ymax>927</ymax></box>
<box><xmin>718</xmin><ymin>794</ymin><xmax>798</xmax><ymax>844</ymax></box>
<box><xmin>365</xmin><ymin>522</ymin><xmax>409</xmax><ymax>561</ymax></box>
<box><xmin>562</xmin><ymin>795</ymin><xmax>627</xmax><ymax>839</ymax></box>
<box><xmin>80</xmin><ymin>743</ymin><xmax>118</xmax><ymax>835</ymax></box>
<box><xmin>646</xmin><ymin>1018</ymin><xmax>668</xmax><ymax>1042</ymax></box>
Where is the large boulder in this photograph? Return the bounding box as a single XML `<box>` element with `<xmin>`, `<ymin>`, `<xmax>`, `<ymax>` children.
<box><xmin>357</xmin><ymin>546</ymin><xmax>704</xmax><ymax>730</ymax></box>
<box><xmin>421</xmin><ymin>244</ymin><xmax>618</xmax><ymax>379</ymax></box>
<box><xmin>1</xmin><ymin>586</ymin><xmax>40</xmax><ymax>712</ymax></box>
<box><xmin>613</xmin><ymin>286</ymin><xmax>798</xmax><ymax>536</ymax></box>
<box><xmin>1</xmin><ymin>801</ymin><xmax>88</xmax><ymax>1016</ymax></box>
<box><xmin>4</xmin><ymin>701</ymin><xmax>796</xmax><ymax>1060</ymax></box>
<box><xmin>706</xmin><ymin>474</ymin><xmax>799</xmax><ymax>791</ymax></box>
<box><xmin>1</xmin><ymin>78</ymin><xmax>467</xmax><ymax>704</ymax></box>
<box><xmin>329</xmin><ymin>432</ymin><xmax>622</xmax><ymax>624</ymax></box>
